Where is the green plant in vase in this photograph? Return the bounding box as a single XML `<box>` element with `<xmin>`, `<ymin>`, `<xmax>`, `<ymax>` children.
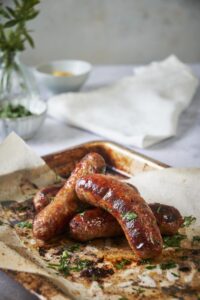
<box><xmin>0</xmin><ymin>0</ymin><xmax>40</xmax><ymax>118</ymax></box>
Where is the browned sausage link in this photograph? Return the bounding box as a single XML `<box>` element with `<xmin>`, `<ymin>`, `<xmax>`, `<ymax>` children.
<box><xmin>70</xmin><ymin>208</ymin><xmax>122</xmax><ymax>241</ymax></box>
<box><xmin>149</xmin><ymin>203</ymin><xmax>183</xmax><ymax>235</ymax></box>
<box><xmin>76</xmin><ymin>174</ymin><xmax>163</xmax><ymax>258</ymax></box>
<box><xmin>33</xmin><ymin>153</ymin><xmax>106</xmax><ymax>241</ymax></box>
<box><xmin>70</xmin><ymin>203</ymin><xmax>183</xmax><ymax>242</ymax></box>
<box><xmin>33</xmin><ymin>183</ymin><xmax>65</xmax><ymax>213</ymax></box>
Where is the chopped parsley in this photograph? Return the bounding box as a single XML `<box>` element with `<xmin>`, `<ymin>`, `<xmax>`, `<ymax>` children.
<box><xmin>171</xmin><ymin>272</ymin><xmax>179</xmax><ymax>278</ymax></box>
<box><xmin>118</xmin><ymin>297</ymin><xmax>128</xmax><ymax>300</ymax></box>
<box><xmin>181</xmin><ymin>215</ymin><xmax>196</xmax><ymax>228</ymax></box>
<box><xmin>160</xmin><ymin>261</ymin><xmax>176</xmax><ymax>270</ymax></box>
<box><xmin>115</xmin><ymin>259</ymin><xmax>131</xmax><ymax>270</ymax></box>
<box><xmin>48</xmin><ymin>249</ymin><xmax>92</xmax><ymax>275</ymax></box>
<box><xmin>0</xmin><ymin>220</ymin><xmax>4</xmax><ymax>226</ymax></box>
<box><xmin>163</xmin><ymin>233</ymin><xmax>186</xmax><ymax>248</ymax></box>
<box><xmin>0</xmin><ymin>104</ymin><xmax>33</xmax><ymax>119</ymax></box>
<box><xmin>17</xmin><ymin>221</ymin><xmax>32</xmax><ymax>229</ymax></box>
<box><xmin>156</xmin><ymin>205</ymin><xmax>161</xmax><ymax>213</ymax></box>
<box><xmin>122</xmin><ymin>211</ymin><xmax>137</xmax><ymax>222</ymax></box>
<box><xmin>146</xmin><ymin>265</ymin><xmax>157</xmax><ymax>270</ymax></box>
<box><xmin>192</xmin><ymin>236</ymin><xmax>200</xmax><ymax>244</ymax></box>
<box><xmin>139</xmin><ymin>258</ymin><xmax>153</xmax><ymax>265</ymax></box>
<box><xmin>67</xmin><ymin>243</ymin><xmax>80</xmax><ymax>252</ymax></box>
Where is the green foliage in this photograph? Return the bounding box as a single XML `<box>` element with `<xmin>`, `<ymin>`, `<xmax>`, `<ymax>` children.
<box><xmin>0</xmin><ymin>0</ymin><xmax>40</xmax><ymax>58</ymax></box>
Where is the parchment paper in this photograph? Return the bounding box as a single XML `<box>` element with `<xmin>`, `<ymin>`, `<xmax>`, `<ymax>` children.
<box><xmin>0</xmin><ymin>133</ymin><xmax>200</xmax><ymax>299</ymax></box>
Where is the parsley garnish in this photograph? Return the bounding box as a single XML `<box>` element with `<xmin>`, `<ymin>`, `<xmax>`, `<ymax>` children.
<box><xmin>192</xmin><ymin>236</ymin><xmax>200</xmax><ymax>244</ymax></box>
<box><xmin>163</xmin><ymin>233</ymin><xmax>186</xmax><ymax>248</ymax></box>
<box><xmin>118</xmin><ymin>297</ymin><xmax>128</xmax><ymax>300</ymax></box>
<box><xmin>139</xmin><ymin>258</ymin><xmax>153</xmax><ymax>265</ymax></box>
<box><xmin>160</xmin><ymin>261</ymin><xmax>176</xmax><ymax>270</ymax></box>
<box><xmin>171</xmin><ymin>272</ymin><xmax>179</xmax><ymax>277</ymax></box>
<box><xmin>17</xmin><ymin>221</ymin><xmax>32</xmax><ymax>229</ymax></box>
<box><xmin>0</xmin><ymin>220</ymin><xmax>4</xmax><ymax>226</ymax></box>
<box><xmin>156</xmin><ymin>205</ymin><xmax>161</xmax><ymax>213</ymax></box>
<box><xmin>122</xmin><ymin>211</ymin><xmax>137</xmax><ymax>222</ymax></box>
<box><xmin>146</xmin><ymin>265</ymin><xmax>157</xmax><ymax>270</ymax></box>
<box><xmin>181</xmin><ymin>216</ymin><xmax>196</xmax><ymax>228</ymax></box>
<box><xmin>67</xmin><ymin>244</ymin><xmax>80</xmax><ymax>252</ymax></box>
<box><xmin>115</xmin><ymin>259</ymin><xmax>131</xmax><ymax>270</ymax></box>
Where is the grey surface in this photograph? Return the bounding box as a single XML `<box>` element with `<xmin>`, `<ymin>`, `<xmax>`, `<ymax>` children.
<box><xmin>22</xmin><ymin>64</ymin><xmax>200</xmax><ymax>168</ymax></box>
<box><xmin>22</xmin><ymin>0</ymin><xmax>200</xmax><ymax>65</ymax></box>
<box><xmin>0</xmin><ymin>270</ymin><xmax>39</xmax><ymax>300</ymax></box>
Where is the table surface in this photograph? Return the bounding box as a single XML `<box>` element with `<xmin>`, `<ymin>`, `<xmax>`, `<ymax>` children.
<box><xmin>19</xmin><ymin>65</ymin><xmax>200</xmax><ymax>167</ymax></box>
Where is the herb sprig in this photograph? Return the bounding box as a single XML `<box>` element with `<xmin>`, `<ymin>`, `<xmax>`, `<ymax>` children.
<box><xmin>181</xmin><ymin>216</ymin><xmax>196</xmax><ymax>228</ymax></box>
<box><xmin>163</xmin><ymin>233</ymin><xmax>186</xmax><ymax>248</ymax></box>
<box><xmin>0</xmin><ymin>0</ymin><xmax>40</xmax><ymax>56</ymax></box>
<box><xmin>17</xmin><ymin>221</ymin><xmax>32</xmax><ymax>229</ymax></box>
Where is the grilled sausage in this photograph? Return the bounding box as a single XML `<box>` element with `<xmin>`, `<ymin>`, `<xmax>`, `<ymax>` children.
<box><xmin>70</xmin><ymin>208</ymin><xmax>122</xmax><ymax>241</ymax></box>
<box><xmin>33</xmin><ymin>183</ymin><xmax>65</xmax><ymax>213</ymax></box>
<box><xmin>33</xmin><ymin>153</ymin><xmax>106</xmax><ymax>241</ymax></box>
<box><xmin>76</xmin><ymin>174</ymin><xmax>163</xmax><ymax>258</ymax></box>
<box><xmin>150</xmin><ymin>203</ymin><xmax>183</xmax><ymax>235</ymax></box>
<box><xmin>70</xmin><ymin>203</ymin><xmax>183</xmax><ymax>242</ymax></box>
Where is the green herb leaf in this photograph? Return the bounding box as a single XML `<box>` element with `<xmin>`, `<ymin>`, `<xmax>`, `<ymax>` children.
<box><xmin>171</xmin><ymin>272</ymin><xmax>179</xmax><ymax>277</ymax></box>
<box><xmin>139</xmin><ymin>258</ymin><xmax>153</xmax><ymax>265</ymax></box>
<box><xmin>146</xmin><ymin>265</ymin><xmax>157</xmax><ymax>270</ymax></box>
<box><xmin>17</xmin><ymin>221</ymin><xmax>32</xmax><ymax>229</ymax></box>
<box><xmin>192</xmin><ymin>236</ymin><xmax>200</xmax><ymax>244</ymax></box>
<box><xmin>122</xmin><ymin>211</ymin><xmax>137</xmax><ymax>222</ymax></box>
<box><xmin>0</xmin><ymin>104</ymin><xmax>33</xmax><ymax>119</ymax></box>
<box><xmin>163</xmin><ymin>233</ymin><xmax>186</xmax><ymax>248</ymax></box>
<box><xmin>115</xmin><ymin>259</ymin><xmax>131</xmax><ymax>270</ymax></box>
<box><xmin>181</xmin><ymin>216</ymin><xmax>196</xmax><ymax>228</ymax></box>
<box><xmin>0</xmin><ymin>220</ymin><xmax>4</xmax><ymax>226</ymax></box>
<box><xmin>160</xmin><ymin>261</ymin><xmax>176</xmax><ymax>270</ymax></box>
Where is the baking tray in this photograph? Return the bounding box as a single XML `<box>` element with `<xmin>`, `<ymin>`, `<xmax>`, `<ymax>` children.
<box><xmin>1</xmin><ymin>140</ymin><xmax>168</xmax><ymax>300</ymax></box>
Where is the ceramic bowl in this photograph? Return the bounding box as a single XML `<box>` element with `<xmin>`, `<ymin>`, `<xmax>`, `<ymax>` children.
<box><xmin>0</xmin><ymin>97</ymin><xmax>47</xmax><ymax>140</ymax></box>
<box><xmin>34</xmin><ymin>60</ymin><xmax>92</xmax><ymax>94</ymax></box>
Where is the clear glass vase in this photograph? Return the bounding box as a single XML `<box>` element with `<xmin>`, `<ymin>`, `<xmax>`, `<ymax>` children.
<box><xmin>0</xmin><ymin>51</ymin><xmax>36</xmax><ymax>105</ymax></box>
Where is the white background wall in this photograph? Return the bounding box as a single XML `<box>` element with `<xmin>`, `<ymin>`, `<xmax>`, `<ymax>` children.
<box><xmin>22</xmin><ymin>0</ymin><xmax>200</xmax><ymax>65</ymax></box>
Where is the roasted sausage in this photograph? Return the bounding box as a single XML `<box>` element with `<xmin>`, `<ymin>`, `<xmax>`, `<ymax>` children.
<box><xmin>76</xmin><ymin>174</ymin><xmax>163</xmax><ymax>258</ymax></box>
<box><xmin>70</xmin><ymin>203</ymin><xmax>183</xmax><ymax>242</ymax></box>
<box><xmin>70</xmin><ymin>208</ymin><xmax>122</xmax><ymax>241</ymax></box>
<box><xmin>150</xmin><ymin>203</ymin><xmax>183</xmax><ymax>235</ymax></box>
<box><xmin>33</xmin><ymin>183</ymin><xmax>65</xmax><ymax>213</ymax></box>
<box><xmin>33</xmin><ymin>153</ymin><xmax>106</xmax><ymax>241</ymax></box>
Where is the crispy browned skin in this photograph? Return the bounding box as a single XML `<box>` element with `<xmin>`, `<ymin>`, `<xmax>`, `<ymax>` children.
<box><xmin>33</xmin><ymin>183</ymin><xmax>65</xmax><ymax>213</ymax></box>
<box><xmin>70</xmin><ymin>203</ymin><xmax>183</xmax><ymax>242</ymax></box>
<box><xmin>70</xmin><ymin>208</ymin><xmax>122</xmax><ymax>241</ymax></box>
<box><xmin>150</xmin><ymin>203</ymin><xmax>183</xmax><ymax>235</ymax></box>
<box><xmin>76</xmin><ymin>174</ymin><xmax>163</xmax><ymax>258</ymax></box>
<box><xmin>33</xmin><ymin>153</ymin><xmax>106</xmax><ymax>241</ymax></box>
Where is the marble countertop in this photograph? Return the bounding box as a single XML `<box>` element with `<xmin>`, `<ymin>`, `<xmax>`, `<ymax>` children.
<box><xmin>10</xmin><ymin>65</ymin><xmax>200</xmax><ymax>167</ymax></box>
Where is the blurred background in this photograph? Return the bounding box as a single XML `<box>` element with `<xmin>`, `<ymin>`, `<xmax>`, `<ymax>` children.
<box><xmin>21</xmin><ymin>0</ymin><xmax>200</xmax><ymax>65</ymax></box>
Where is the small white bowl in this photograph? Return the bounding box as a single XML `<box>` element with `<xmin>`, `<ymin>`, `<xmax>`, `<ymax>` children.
<box><xmin>34</xmin><ymin>60</ymin><xmax>92</xmax><ymax>94</ymax></box>
<box><xmin>0</xmin><ymin>97</ymin><xmax>47</xmax><ymax>140</ymax></box>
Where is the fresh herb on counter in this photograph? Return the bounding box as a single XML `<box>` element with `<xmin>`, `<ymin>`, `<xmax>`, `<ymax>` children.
<box><xmin>0</xmin><ymin>104</ymin><xmax>33</xmax><ymax>119</ymax></box>
<box><xmin>160</xmin><ymin>261</ymin><xmax>176</xmax><ymax>270</ymax></box>
<box><xmin>17</xmin><ymin>221</ymin><xmax>32</xmax><ymax>229</ymax></box>
<box><xmin>163</xmin><ymin>233</ymin><xmax>186</xmax><ymax>248</ymax></box>
<box><xmin>181</xmin><ymin>215</ymin><xmax>196</xmax><ymax>228</ymax></box>
<box><xmin>115</xmin><ymin>259</ymin><xmax>131</xmax><ymax>270</ymax></box>
<box><xmin>122</xmin><ymin>211</ymin><xmax>137</xmax><ymax>222</ymax></box>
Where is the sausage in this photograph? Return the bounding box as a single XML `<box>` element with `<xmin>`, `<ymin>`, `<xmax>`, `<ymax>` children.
<box><xmin>70</xmin><ymin>203</ymin><xmax>183</xmax><ymax>242</ymax></box>
<box><xmin>33</xmin><ymin>153</ymin><xmax>106</xmax><ymax>241</ymax></box>
<box><xmin>70</xmin><ymin>208</ymin><xmax>122</xmax><ymax>241</ymax></box>
<box><xmin>75</xmin><ymin>174</ymin><xmax>163</xmax><ymax>258</ymax></box>
<box><xmin>149</xmin><ymin>203</ymin><xmax>183</xmax><ymax>235</ymax></box>
<box><xmin>33</xmin><ymin>183</ymin><xmax>65</xmax><ymax>213</ymax></box>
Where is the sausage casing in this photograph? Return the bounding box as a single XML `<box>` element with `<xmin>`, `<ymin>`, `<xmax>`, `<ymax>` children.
<box><xmin>76</xmin><ymin>174</ymin><xmax>163</xmax><ymax>258</ymax></box>
<box><xmin>70</xmin><ymin>203</ymin><xmax>183</xmax><ymax>242</ymax></box>
<box><xmin>33</xmin><ymin>153</ymin><xmax>106</xmax><ymax>241</ymax></box>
